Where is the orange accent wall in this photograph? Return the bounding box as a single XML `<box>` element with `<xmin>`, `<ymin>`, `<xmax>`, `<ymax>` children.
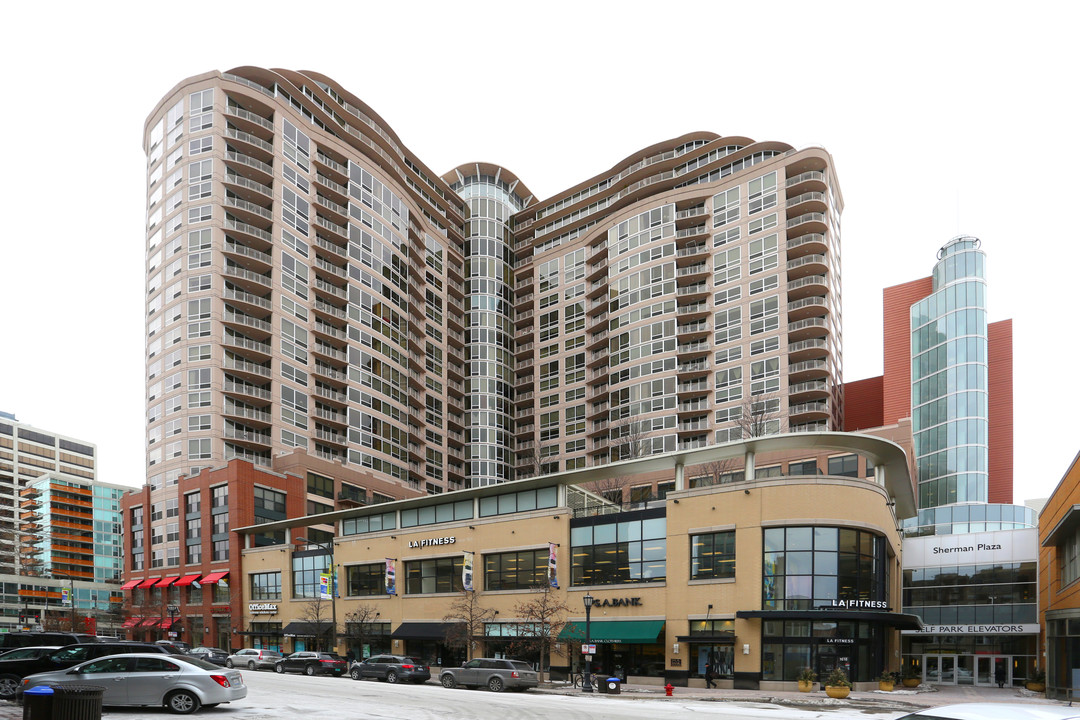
<box><xmin>988</xmin><ymin>319</ymin><xmax>1014</xmax><ymax>504</ymax></box>
<box><xmin>1039</xmin><ymin>451</ymin><xmax>1080</xmax><ymax>663</ymax></box>
<box><xmin>882</xmin><ymin>277</ymin><xmax>933</xmax><ymax>425</ymax></box>
<box><xmin>842</xmin><ymin>376</ymin><xmax>884</xmax><ymax>431</ymax></box>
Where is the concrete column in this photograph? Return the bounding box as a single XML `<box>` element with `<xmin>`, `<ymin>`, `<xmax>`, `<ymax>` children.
<box><xmin>675</xmin><ymin>462</ymin><xmax>684</xmax><ymax>491</ymax></box>
<box><xmin>875</xmin><ymin>464</ymin><xmax>886</xmax><ymax>487</ymax></box>
<box><xmin>744</xmin><ymin>450</ymin><xmax>755</xmax><ymax>482</ymax></box>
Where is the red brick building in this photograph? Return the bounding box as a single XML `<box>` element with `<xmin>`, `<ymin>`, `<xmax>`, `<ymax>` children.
<box><xmin>120</xmin><ymin>451</ymin><xmax>419</xmax><ymax>650</ymax></box>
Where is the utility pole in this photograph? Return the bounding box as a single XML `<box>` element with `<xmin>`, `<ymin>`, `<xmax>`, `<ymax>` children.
<box><xmin>52</xmin><ymin>570</ymin><xmax>76</xmax><ymax>632</ymax></box>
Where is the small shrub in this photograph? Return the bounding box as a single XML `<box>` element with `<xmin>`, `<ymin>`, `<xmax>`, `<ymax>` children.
<box><xmin>825</xmin><ymin>667</ymin><xmax>851</xmax><ymax>688</ymax></box>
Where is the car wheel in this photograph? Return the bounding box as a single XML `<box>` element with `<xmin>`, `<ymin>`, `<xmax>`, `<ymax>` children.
<box><xmin>488</xmin><ymin>676</ymin><xmax>505</xmax><ymax>692</ymax></box>
<box><xmin>441</xmin><ymin>674</ymin><xmax>457</xmax><ymax>689</ymax></box>
<box><xmin>166</xmin><ymin>689</ymin><xmax>201</xmax><ymax>715</ymax></box>
<box><xmin>248</xmin><ymin>661</ymin><xmax>257</xmax><ymax>670</ymax></box>
<box><xmin>386</xmin><ymin>670</ymin><xmax>399</xmax><ymax>683</ymax></box>
<box><xmin>351</xmin><ymin>667</ymin><xmax>363</xmax><ymax>681</ymax></box>
<box><xmin>0</xmin><ymin>675</ymin><xmax>20</xmax><ymax>700</ymax></box>
<box><xmin>225</xmin><ymin>659</ymin><xmax>234</xmax><ymax>668</ymax></box>
<box><xmin>274</xmin><ymin>663</ymin><xmax>285</xmax><ymax>674</ymax></box>
<box><xmin>305</xmin><ymin>664</ymin><xmax>316</xmax><ymax>676</ymax></box>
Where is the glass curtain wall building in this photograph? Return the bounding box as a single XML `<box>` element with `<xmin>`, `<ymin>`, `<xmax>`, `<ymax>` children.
<box><xmin>910</xmin><ymin>236</ymin><xmax>988</xmax><ymax>509</ymax></box>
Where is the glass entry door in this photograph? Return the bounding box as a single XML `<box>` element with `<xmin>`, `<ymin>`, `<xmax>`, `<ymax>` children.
<box><xmin>976</xmin><ymin>656</ymin><xmax>1010</xmax><ymax>687</ymax></box>
<box><xmin>925</xmin><ymin>654</ymin><xmax>956</xmax><ymax>684</ymax></box>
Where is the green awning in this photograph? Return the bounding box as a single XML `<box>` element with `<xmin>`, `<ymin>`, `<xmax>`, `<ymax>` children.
<box><xmin>559</xmin><ymin>620</ymin><xmax>664</xmax><ymax>644</ymax></box>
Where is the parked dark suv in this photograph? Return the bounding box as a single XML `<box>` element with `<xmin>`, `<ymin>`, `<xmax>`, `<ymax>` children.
<box><xmin>273</xmin><ymin>651</ymin><xmax>347</xmax><ymax>677</ymax></box>
<box><xmin>0</xmin><ymin>632</ymin><xmax>100</xmax><ymax>650</ymax></box>
<box><xmin>351</xmin><ymin>655</ymin><xmax>430</xmax><ymax>684</ymax></box>
<box><xmin>0</xmin><ymin>642</ymin><xmax>170</xmax><ymax>699</ymax></box>
<box><xmin>439</xmin><ymin>658</ymin><xmax>538</xmax><ymax>692</ymax></box>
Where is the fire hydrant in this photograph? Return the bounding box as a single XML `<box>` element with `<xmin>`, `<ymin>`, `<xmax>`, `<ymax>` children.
<box><xmin>665</xmin><ymin>683</ymin><xmax>674</xmax><ymax>697</ymax></box>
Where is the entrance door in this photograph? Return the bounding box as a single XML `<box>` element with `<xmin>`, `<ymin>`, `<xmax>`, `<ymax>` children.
<box><xmin>976</xmin><ymin>656</ymin><xmax>1010</xmax><ymax>687</ymax></box>
<box><xmin>925</xmin><ymin>654</ymin><xmax>956</xmax><ymax>684</ymax></box>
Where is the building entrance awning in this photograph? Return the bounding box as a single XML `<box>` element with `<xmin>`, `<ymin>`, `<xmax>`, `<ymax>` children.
<box><xmin>736</xmin><ymin>609</ymin><xmax>924</xmax><ymax>630</ymax></box>
<box><xmin>390</xmin><ymin>622</ymin><xmax>456</xmax><ymax>639</ymax></box>
<box><xmin>282</xmin><ymin>621</ymin><xmax>332</xmax><ymax>637</ymax></box>
<box><xmin>558</xmin><ymin>620</ymin><xmax>665</xmax><ymax>644</ymax></box>
<box><xmin>122</xmin><ymin>617</ymin><xmax>143</xmax><ymax>628</ymax></box>
<box><xmin>174</xmin><ymin>574</ymin><xmax>202</xmax><ymax>587</ymax></box>
<box><xmin>120</xmin><ymin>580</ymin><xmax>141</xmax><ymax>591</ymax></box>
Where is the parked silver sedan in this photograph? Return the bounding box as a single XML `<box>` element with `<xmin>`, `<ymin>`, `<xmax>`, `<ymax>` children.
<box><xmin>20</xmin><ymin>652</ymin><xmax>246</xmax><ymax>714</ymax></box>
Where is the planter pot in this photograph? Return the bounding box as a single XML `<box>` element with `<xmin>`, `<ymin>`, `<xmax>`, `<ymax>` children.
<box><xmin>1026</xmin><ymin>682</ymin><xmax>1045</xmax><ymax>692</ymax></box>
<box><xmin>902</xmin><ymin>678</ymin><xmax>921</xmax><ymax>688</ymax></box>
<box><xmin>797</xmin><ymin>680</ymin><xmax>814</xmax><ymax>693</ymax></box>
<box><xmin>878</xmin><ymin>681</ymin><xmax>895</xmax><ymax>692</ymax></box>
<box><xmin>825</xmin><ymin>685</ymin><xmax>851</xmax><ymax>699</ymax></box>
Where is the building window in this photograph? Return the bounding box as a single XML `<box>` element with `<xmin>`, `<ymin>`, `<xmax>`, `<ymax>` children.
<box><xmin>292</xmin><ymin>553</ymin><xmax>330</xmax><ymax>598</ymax></box>
<box><xmin>691</xmin><ymin>531</ymin><xmax>736</xmax><ymax>580</ymax></box>
<box><xmin>307</xmin><ymin>472</ymin><xmax>333</xmax><ymax>499</ymax></box>
<box><xmin>827</xmin><ymin>455</ymin><xmax>859</xmax><ymax>478</ymax></box>
<box><xmin>211</xmin><ymin>485</ymin><xmax>228</xmax><ymax>508</ymax></box>
<box><xmin>212</xmin><ymin>539</ymin><xmax>228</xmax><ymax>562</ymax></box>
<box><xmin>762</xmin><ymin>526</ymin><xmax>884</xmax><ymax>610</ymax></box>
<box><xmin>570</xmin><ymin>511</ymin><xmax>666</xmax><ymax>586</ymax></box>
<box><xmin>345</xmin><ymin>563</ymin><xmax>384</xmax><ymax>597</ymax></box>
<box><xmin>404</xmin><ymin>557</ymin><xmax>464</xmax><ymax>595</ymax></box>
<box><xmin>250</xmin><ymin>571</ymin><xmax>282</xmax><ymax>601</ymax></box>
<box><xmin>484</xmin><ymin>549</ymin><xmax>547</xmax><ymax>591</ymax></box>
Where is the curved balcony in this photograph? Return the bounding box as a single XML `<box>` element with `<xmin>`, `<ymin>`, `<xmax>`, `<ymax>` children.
<box><xmin>315</xmin><ymin>151</ymin><xmax>348</xmax><ymax>183</ymax></box>
<box><xmin>223</xmin><ymin>403</ymin><xmax>272</xmax><ymax>427</ymax></box>
<box><xmin>676</xmin><ymin>359</ymin><xmax>710</xmax><ymax>379</ymax></box>
<box><xmin>223</xmin><ymin>380</ymin><xmax>271</xmax><ymax>401</ymax></box>
<box><xmin>316</xmin><ymin>173</ymin><xmax>349</xmax><ymax>205</ymax></box>
<box><xmin>677</xmin><ymin>264</ymin><xmax>709</xmax><ymax>283</ymax></box>
<box><xmin>313</xmin><ymin>341</ymin><xmax>348</xmax><ymax>364</ymax></box>
<box><xmin>225</xmin><ymin>219</ymin><xmax>272</xmax><ymax>248</ymax></box>
<box><xmin>787</xmin><ymin>359</ymin><xmax>829</xmax><ymax>382</ymax></box>
<box><xmin>586</xmin><ymin>349</ymin><xmax>609</xmax><ymax>369</ymax></box>
<box><xmin>787</xmin><ymin>253</ymin><xmax>829</xmax><ymax>279</ymax></box>
<box><xmin>222</xmin><ymin>334</ymin><xmax>272</xmax><ymax>360</ymax></box>
<box><xmin>314</xmin><ymin>278</ymin><xmax>348</xmax><ymax>302</ymax></box>
<box><xmin>314</xmin><ymin>214</ymin><xmax>348</xmax><ymax>241</ymax></box>
<box><xmin>676</xmin><ymin>283</ymin><xmax>710</xmax><ymax>302</ymax></box>
<box><xmin>785</xmin><ymin>191</ymin><xmax>827</xmax><ymax>215</ymax></box>
<box><xmin>224</xmin><ymin>150</ymin><xmax>273</xmax><ymax>185</ymax></box>
<box><xmin>314</xmin><ymin>235</ymin><xmax>348</xmax><ymax>261</ymax></box>
<box><xmin>675</xmin><ymin>243</ymin><xmax>709</xmax><ymax>265</ymax></box>
<box><xmin>676</xmin><ymin>379</ymin><xmax>710</xmax><ymax>398</ymax></box>
<box><xmin>677</xmin><ymin>340</ymin><xmax>711</xmax><ymax>358</ymax></box>
<box><xmin>586</xmin><ymin>329</ymin><xmax>608</xmax><ymax>351</ymax></box>
<box><xmin>222</xmin><ymin>309</ymin><xmax>271</xmax><ymax>338</ymax></box>
<box><xmin>789</xmin><ymin>400</ymin><xmax>830</xmax><ymax>423</ymax></box>
<box><xmin>786</xmin><ymin>232</ymin><xmax>828</xmax><ymax>259</ymax></box>
<box><xmin>223</xmin><ymin>426</ymin><xmax>272</xmax><ymax>449</ymax></box>
<box><xmin>223</xmin><ymin>171</ymin><xmax>272</xmax><ymax>202</ymax></box>
<box><xmin>787</xmin><ymin>274</ymin><xmax>829</xmax><ymax>299</ymax></box>
<box><xmin>788</xmin><ymin>379</ymin><xmax>830</xmax><ymax>401</ymax></box>
<box><xmin>787</xmin><ymin>338</ymin><xmax>829</xmax><ymax>362</ymax></box>
<box><xmin>785</xmin><ymin>170</ymin><xmax>826</xmax><ymax>193</ymax></box>
<box><xmin>676</xmin><ymin>320</ymin><xmax>710</xmax><ymax>341</ymax></box>
<box><xmin>223</xmin><ymin>356</ymin><xmax>271</xmax><ymax>381</ymax></box>
<box><xmin>677</xmin><ymin>301</ymin><xmax>710</xmax><ymax>321</ymax></box>
<box><xmin>675</xmin><ymin>224</ymin><xmax>708</xmax><ymax>243</ymax></box>
<box><xmin>788</xmin><ymin>317</ymin><xmax>830</xmax><ymax>341</ymax></box>
<box><xmin>223</xmin><ymin>240</ymin><xmax>272</xmax><ymax>272</ymax></box>
<box><xmin>586</xmin><ymin>255</ymin><xmax>608</xmax><ymax>283</ymax></box>
<box><xmin>586</xmin><ymin>296</ymin><xmax>608</xmax><ymax>318</ymax></box>
<box><xmin>314</xmin><ymin>385</ymin><xmax>348</xmax><ymax>407</ymax></box>
<box><xmin>676</xmin><ymin>417</ymin><xmax>710</xmax><ymax>435</ymax></box>
<box><xmin>787</xmin><ymin>295</ymin><xmax>829</xmax><ymax>320</ymax></box>
<box><xmin>224</xmin><ymin>288</ymin><xmax>271</xmax><ymax>313</ymax></box>
<box><xmin>315</xmin><ymin>194</ymin><xmax>349</xmax><ymax>225</ymax></box>
<box><xmin>677</xmin><ymin>397</ymin><xmax>710</xmax><ymax>416</ymax></box>
<box><xmin>315</xmin><ymin>428</ymin><xmax>349</xmax><ymax>447</ymax></box>
<box><xmin>224</xmin><ymin>105</ymin><xmax>273</xmax><ymax>134</ymax></box>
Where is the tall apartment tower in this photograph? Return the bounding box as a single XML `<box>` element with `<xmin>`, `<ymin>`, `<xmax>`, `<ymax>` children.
<box><xmin>0</xmin><ymin>414</ymin><xmax>97</xmax><ymax>576</ymax></box>
<box><xmin>143</xmin><ymin>67</ymin><xmax>845</xmax><ymax>505</ymax></box>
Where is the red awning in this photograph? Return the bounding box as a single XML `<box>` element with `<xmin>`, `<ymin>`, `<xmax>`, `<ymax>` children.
<box><xmin>159</xmin><ymin>618</ymin><xmax>177</xmax><ymax>629</ymax></box>
<box><xmin>141</xmin><ymin>618</ymin><xmax>161</xmax><ymax>628</ymax></box>
<box><xmin>174</xmin><ymin>574</ymin><xmax>202</xmax><ymax>587</ymax></box>
<box><xmin>200</xmin><ymin>570</ymin><xmax>229</xmax><ymax>584</ymax></box>
<box><xmin>121</xmin><ymin>617</ymin><xmax>143</xmax><ymax>628</ymax></box>
<box><xmin>156</xmin><ymin>576</ymin><xmax>180</xmax><ymax>587</ymax></box>
<box><xmin>137</xmin><ymin>578</ymin><xmax>160</xmax><ymax>588</ymax></box>
<box><xmin>120</xmin><ymin>580</ymin><xmax>141</xmax><ymax>590</ymax></box>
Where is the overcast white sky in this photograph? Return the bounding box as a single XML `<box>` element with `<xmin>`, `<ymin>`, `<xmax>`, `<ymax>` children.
<box><xmin>1</xmin><ymin>1</ymin><xmax>1076</xmax><ymax>504</ymax></box>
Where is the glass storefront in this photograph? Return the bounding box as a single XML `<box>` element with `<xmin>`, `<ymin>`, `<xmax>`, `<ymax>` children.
<box><xmin>762</xmin><ymin>619</ymin><xmax>882</xmax><ymax>682</ymax></box>
<box><xmin>904</xmin><ymin>634</ymin><xmax>1037</xmax><ymax>688</ymax></box>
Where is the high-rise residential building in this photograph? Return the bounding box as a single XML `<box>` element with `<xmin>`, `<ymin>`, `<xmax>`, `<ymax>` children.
<box><xmin>142</xmin><ymin>67</ymin><xmax>844</xmax><ymax>503</ymax></box>
<box><xmin>13</xmin><ymin>472</ymin><xmax>127</xmax><ymax>634</ymax></box>
<box><xmin>0</xmin><ymin>414</ymin><xmax>97</xmax><ymax>575</ymax></box>
<box><xmin>844</xmin><ymin>238</ymin><xmax>1030</xmax><ymax>688</ymax></box>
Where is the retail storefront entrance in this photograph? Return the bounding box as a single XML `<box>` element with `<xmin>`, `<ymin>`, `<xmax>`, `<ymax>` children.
<box><xmin>922</xmin><ymin>653</ymin><xmax>1011</xmax><ymax>686</ymax></box>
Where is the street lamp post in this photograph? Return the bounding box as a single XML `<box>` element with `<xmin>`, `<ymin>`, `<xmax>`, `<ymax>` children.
<box><xmin>52</xmin><ymin>570</ymin><xmax>76</xmax><ymax>632</ymax></box>
<box><xmin>582</xmin><ymin>593</ymin><xmax>594</xmax><ymax>693</ymax></box>
<box><xmin>297</xmin><ymin>537</ymin><xmax>337</xmax><ymax>654</ymax></box>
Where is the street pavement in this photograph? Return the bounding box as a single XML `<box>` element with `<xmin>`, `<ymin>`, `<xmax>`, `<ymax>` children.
<box><xmin>0</xmin><ymin>675</ymin><xmax>1069</xmax><ymax>719</ymax></box>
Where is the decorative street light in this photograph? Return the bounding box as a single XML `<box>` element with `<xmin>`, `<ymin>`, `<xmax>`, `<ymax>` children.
<box><xmin>52</xmin><ymin>570</ymin><xmax>76</xmax><ymax>632</ymax></box>
<box><xmin>582</xmin><ymin>593</ymin><xmax>594</xmax><ymax>693</ymax></box>
<box><xmin>297</xmin><ymin>537</ymin><xmax>337</xmax><ymax>654</ymax></box>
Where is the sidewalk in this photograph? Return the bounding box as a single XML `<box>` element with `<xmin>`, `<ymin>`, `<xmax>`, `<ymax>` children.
<box><xmin>535</xmin><ymin>680</ymin><xmax>1069</xmax><ymax>712</ymax></box>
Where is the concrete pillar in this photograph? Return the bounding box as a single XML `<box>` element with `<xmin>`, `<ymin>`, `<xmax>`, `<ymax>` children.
<box><xmin>744</xmin><ymin>450</ymin><xmax>755</xmax><ymax>482</ymax></box>
<box><xmin>675</xmin><ymin>462</ymin><xmax>684</xmax><ymax>491</ymax></box>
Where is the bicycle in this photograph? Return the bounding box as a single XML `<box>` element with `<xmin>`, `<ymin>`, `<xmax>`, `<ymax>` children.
<box><xmin>569</xmin><ymin>672</ymin><xmax>584</xmax><ymax>688</ymax></box>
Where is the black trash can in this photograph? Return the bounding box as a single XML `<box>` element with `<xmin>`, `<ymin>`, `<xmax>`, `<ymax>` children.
<box><xmin>22</xmin><ymin>685</ymin><xmax>54</xmax><ymax>720</ymax></box>
<box><xmin>51</xmin><ymin>684</ymin><xmax>104</xmax><ymax>720</ymax></box>
<box><xmin>604</xmin><ymin>677</ymin><xmax>621</xmax><ymax>694</ymax></box>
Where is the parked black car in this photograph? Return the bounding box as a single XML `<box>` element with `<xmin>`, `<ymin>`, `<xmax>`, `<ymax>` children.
<box><xmin>274</xmin><ymin>651</ymin><xmax>348</xmax><ymax>677</ymax></box>
<box><xmin>187</xmin><ymin>646</ymin><xmax>230</xmax><ymax>666</ymax></box>
<box><xmin>351</xmin><ymin>655</ymin><xmax>431</xmax><ymax>684</ymax></box>
<box><xmin>0</xmin><ymin>641</ymin><xmax>170</xmax><ymax>699</ymax></box>
<box><xmin>0</xmin><ymin>632</ymin><xmax>99</xmax><ymax>650</ymax></box>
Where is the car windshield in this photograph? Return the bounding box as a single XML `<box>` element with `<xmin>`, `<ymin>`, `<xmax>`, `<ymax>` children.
<box><xmin>406</xmin><ymin>658</ymin><xmax>425</xmax><ymax>665</ymax></box>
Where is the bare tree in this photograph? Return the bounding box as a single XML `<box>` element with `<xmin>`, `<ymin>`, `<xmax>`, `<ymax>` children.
<box><xmin>299</xmin><ymin>593</ymin><xmax>334</xmax><ymax>652</ymax></box>
<box><xmin>689</xmin><ymin>457</ymin><xmax>741</xmax><ymax>488</ymax></box>
<box><xmin>737</xmin><ymin>393</ymin><xmax>785</xmax><ymax>439</ymax></box>
<box><xmin>581</xmin><ymin>418</ymin><xmax>655</xmax><ymax>504</ymax></box>
<box><xmin>442</xmin><ymin>590</ymin><xmax>497</xmax><ymax>662</ymax></box>
<box><xmin>510</xmin><ymin>585</ymin><xmax>571</xmax><ymax>684</ymax></box>
<box><xmin>516</xmin><ymin>443</ymin><xmax>558</xmax><ymax>480</ymax></box>
<box><xmin>343</xmin><ymin>602</ymin><xmax>383</xmax><ymax>660</ymax></box>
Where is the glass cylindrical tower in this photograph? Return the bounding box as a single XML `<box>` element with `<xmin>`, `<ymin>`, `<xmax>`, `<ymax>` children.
<box><xmin>910</xmin><ymin>236</ymin><xmax>989</xmax><ymax>508</ymax></box>
<box><xmin>451</xmin><ymin>168</ymin><xmax>526</xmax><ymax>486</ymax></box>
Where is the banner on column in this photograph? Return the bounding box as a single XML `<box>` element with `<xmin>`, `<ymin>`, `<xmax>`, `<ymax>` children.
<box><xmin>548</xmin><ymin>542</ymin><xmax>559</xmax><ymax>588</ymax></box>
<box><xmin>385</xmin><ymin>558</ymin><xmax>397</xmax><ymax>595</ymax></box>
<box><xmin>463</xmin><ymin>551</ymin><xmax>474</xmax><ymax>591</ymax></box>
